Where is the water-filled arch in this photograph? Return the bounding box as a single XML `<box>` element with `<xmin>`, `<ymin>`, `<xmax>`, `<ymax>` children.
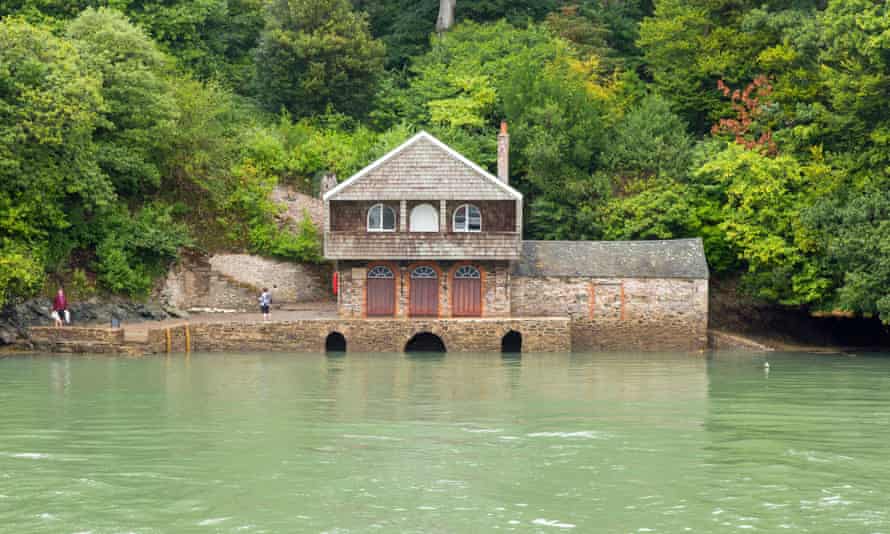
<box><xmin>501</xmin><ymin>330</ymin><xmax>522</xmax><ymax>353</ymax></box>
<box><xmin>325</xmin><ymin>332</ymin><xmax>347</xmax><ymax>352</ymax></box>
<box><xmin>404</xmin><ymin>332</ymin><xmax>446</xmax><ymax>353</ymax></box>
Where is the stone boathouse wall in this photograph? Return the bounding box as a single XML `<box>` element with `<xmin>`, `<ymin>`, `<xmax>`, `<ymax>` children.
<box><xmin>336</xmin><ymin>260</ymin><xmax>511</xmax><ymax>319</ymax></box>
<box><xmin>511</xmin><ymin>276</ymin><xmax>708</xmax><ymax>352</ymax></box>
<box><xmin>29</xmin><ymin>318</ymin><xmax>571</xmax><ymax>354</ymax></box>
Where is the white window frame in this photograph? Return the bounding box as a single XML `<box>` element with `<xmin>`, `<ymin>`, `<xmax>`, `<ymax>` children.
<box><xmin>409</xmin><ymin>203</ymin><xmax>439</xmax><ymax>232</ymax></box>
<box><xmin>367</xmin><ymin>203</ymin><xmax>396</xmax><ymax>232</ymax></box>
<box><xmin>452</xmin><ymin>204</ymin><xmax>482</xmax><ymax>233</ymax></box>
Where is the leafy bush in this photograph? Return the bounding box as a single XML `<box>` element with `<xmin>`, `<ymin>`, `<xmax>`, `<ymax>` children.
<box><xmin>222</xmin><ymin>162</ymin><xmax>322</xmax><ymax>263</ymax></box>
<box><xmin>94</xmin><ymin>204</ymin><xmax>192</xmax><ymax>296</ymax></box>
<box><xmin>68</xmin><ymin>268</ymin><xmax>97</xmax><ymax>301</ymax></box>
<box><xmin>0</xmin><ymin>240</ymin><xmax>43</xmax><ymax>308</ymax></box>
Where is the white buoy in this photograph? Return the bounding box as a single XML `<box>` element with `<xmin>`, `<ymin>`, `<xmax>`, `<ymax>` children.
<box><xmin>764</xmin><ymin>362</ymin><xmax>770</xmax><ymax>369</ymax></box>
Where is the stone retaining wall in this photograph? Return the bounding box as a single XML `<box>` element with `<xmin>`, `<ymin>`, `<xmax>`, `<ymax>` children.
<box><xmin>209</xmin><ymin>254</ymin><xmax>331</xmax><ymax>303</ymax></box>
<box><xmin>160</xmin><ymin>254</ymin><xmax>333</xmax><ymax>311</ymax></box>
<box><xmin>29</xmin><ymin>327</ymin><xmax>128</xmax><ymax>353</ymax></box>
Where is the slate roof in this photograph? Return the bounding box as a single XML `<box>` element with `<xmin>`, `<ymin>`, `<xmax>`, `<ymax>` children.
<box><xmin>513</xmin><ymin>238</ymin><xmax>709</xmax><ymax>279</ymax></box>
<box><xmin>323</xmin><ymin>131</ymin><xmax>522</xmax><ymax>201</ymax></box>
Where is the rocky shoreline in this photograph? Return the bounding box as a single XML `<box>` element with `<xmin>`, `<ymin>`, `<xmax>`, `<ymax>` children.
<box><xmin>0</xmin><ymin>298</ymin><xmax>187</xmax><ymax>346</ymax></box>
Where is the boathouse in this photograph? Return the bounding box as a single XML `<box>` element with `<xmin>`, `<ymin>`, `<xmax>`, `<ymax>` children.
<box><xmin>323</xmin><ymin>126</ymin><xmax>709</xmax><ymax>351</ymax></box>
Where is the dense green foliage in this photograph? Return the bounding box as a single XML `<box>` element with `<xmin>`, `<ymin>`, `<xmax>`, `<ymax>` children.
<box><xmin>254</xmin><ymin>0</ymin><xmax>384</xmax><ymax>117</ymax></box>
<box><xmin>1</xmin><ymin>0</ymin><xmax>889</xmax><ymax>323</ymax></box>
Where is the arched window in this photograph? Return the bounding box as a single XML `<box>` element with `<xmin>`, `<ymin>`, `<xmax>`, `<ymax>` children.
<box><xmin>411</xmin><ymin>266</ymin><xmax>438</xmax><ymax>279</ymax></box>
<box><xmin>454</xmin><ymin>265</ymin><xmax>481</xmax><ymax>279</ymax></box>
<box><xmin>367</xmin><ymin>204</ymin><xmax>396</xmax><ymax>232</ymax></box>
<box><xmin>367</xmin><ymin>265</ymin><xmax>395</xmax><ymax>278</ymax></box>
<box><xmin>453</xmin><ymin>204</ymin><xmax>482</xmax><ymax>232</ymax></box>
<box><xmin>410</xmin><ymin>203</ymin><xmax>439</xmax><ymax>232</ymax></box>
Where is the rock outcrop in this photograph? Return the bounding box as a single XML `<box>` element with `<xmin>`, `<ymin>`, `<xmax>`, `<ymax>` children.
<box><xmin>0</xmin><ymin>298</ymin><xmax>170</xmax><ymax>345</ymax></box>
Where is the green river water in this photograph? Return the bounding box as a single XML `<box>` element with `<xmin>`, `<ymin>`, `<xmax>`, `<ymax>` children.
<box><xmin>1</xmin><ymin>351</ymin><xmax>889</xmax><ymax>533</ymax></box>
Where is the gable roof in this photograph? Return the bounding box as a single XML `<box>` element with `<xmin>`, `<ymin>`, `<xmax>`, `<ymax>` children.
<box><xmin>513</xmin><ymin>238</ymin><xmax>709</xmax><ymax>279</ymax></box>
<box><xmin>323</xmin><ymin>131</ymin><xmax>522</xmax><ymax>201</ymax></box>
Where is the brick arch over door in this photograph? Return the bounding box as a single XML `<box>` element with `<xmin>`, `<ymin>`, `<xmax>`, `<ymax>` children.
<box><xmin>450</xmin><ymin>263</ymin><xmax>483</xmax><ymax>317</ymax></box>
<box><xmin>365</xmin><ymin>263</ymin><xmax>398</xmax><ymax>317</ymax></box>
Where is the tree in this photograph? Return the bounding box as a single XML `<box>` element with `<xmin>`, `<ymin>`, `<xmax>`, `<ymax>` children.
<box><xmin>694</xmin><ymin>144</ymin><xmax>836</xmax><ymax>305</ymax></box>
<box><xmin>0</xmin><ymin>1</ymin><xmax>266</xmax><ymax>90</ymax></box>
<box><xmin>806</xmin><ymin>190</ymin><xmax>890</xmax><ymax>323</ymax></box>
<box><xmin>712</xmin><ymin>76</ymin><xmax>777</xmax><ymax>156</ymax></box>
<box><xmin>391</xmin><ymin>20</ymin><xmax>565</xmax><ymax>128</ymax></box>
<box><xmin>66</xmin><ymin>8</ymin><xmax>178</xmax><ymax>197</ymax></box>
<box><xmin>811</xmin><ymin>0</ymin><xmax>890</xmax><ymax>174</ymax></box>
<box><xmin>502</xmin><ymin>57</ymin><xmax>611</xmax><ymax>239</ymax></box>
<box><xmin>436</xmin><ymin>0</ymin><xmax>454</xmax><ymax>33</ymax></box>
<box><xmin>637</xmin><ymin>0</ymin><xmax>822</xmax><ymax>132</ymax></box>
<box><xmin>125</xmin><ymin>0</ymin><xmax>265</xmax><ymax>88</ymax></box>
<box><xmin>254</xmin><ymin>0</ymin><xmax>385</xmax><ymax>118</ymax></box>
<box><xmin>0</xmin><ymin>17</ymin><xmax>109</xmax><ymax>296</ymax></box>
<box><xmin>601</xmin><ymin>93</ymin><xmax>694</xmax><ymax>184</ymax></box>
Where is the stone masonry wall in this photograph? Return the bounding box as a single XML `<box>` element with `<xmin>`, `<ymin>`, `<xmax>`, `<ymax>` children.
<box><xmin>209</xmin><ymin>254</ymin><xmax>331</xmax><ymax>303</ymax></box>
<box><xmin>160</xmin><ymin>255</ymin><xmax>262</xmax><ymax>311</ymax></box>
<box><xmin>29</xmin><ymin>327</ymin><xmax>128</xmax><ymax>354</ymax></box>
<box><xmin>337</xmin><ymin>260</ymin><xmax>510</xmax><ymax>318</ymax></box>
<box><xmin>160</xmin><ymin>254</ymin><xmax>333</xmax><ymax>311</ymax></box>
<box><xmin>511</xmin><ymin>276</ymin><xmax>708</xmax><ymax>351</ymax></box>
<box><xmin>150</xmin><ymin>318</ymin><xmax>570</xmax><ymax>353</ymax></box>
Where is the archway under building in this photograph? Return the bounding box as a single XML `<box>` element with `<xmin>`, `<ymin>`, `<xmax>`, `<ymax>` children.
<box><xmin>405</xmin><ymin>332</ymin><xmax>446</xmax><ymax>353</ymax></box>
<box><xmin>501</xmin><ymin>330</ymin><xmax>522</xmax><ymax>353</ymax></box>
<box><xmin>325</xmin><ymin>332</ymin><xmax>347</xmax><ymax>352</ymax></box>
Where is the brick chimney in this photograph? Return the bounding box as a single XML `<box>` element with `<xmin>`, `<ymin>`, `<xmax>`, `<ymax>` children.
<box><xmin>497</xmin><ymin>121</ymin><xmax>509</xmax><ymax>184</ymax></box>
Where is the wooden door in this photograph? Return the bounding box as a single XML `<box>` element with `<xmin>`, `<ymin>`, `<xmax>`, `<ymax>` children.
<box><xmin>410</xmin><ymin>266</ymin><xmax>438</xmax><ymax>317</ymax></box>
<box><xmin>452</xmin><ymin>265</ymin><xmax>482</xmax><ymax>317</ymax></box>
<box><xmin>367</xmin><ymin>266</ymin><xmax>395</xmax><ymax>317</ymax></box>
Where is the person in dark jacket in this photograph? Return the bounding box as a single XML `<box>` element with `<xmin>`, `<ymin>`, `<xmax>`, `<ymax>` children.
<box><xmin>52</xmin><ymin>287</ymin><xmax>68</xmax><ymax>327</ymax></box>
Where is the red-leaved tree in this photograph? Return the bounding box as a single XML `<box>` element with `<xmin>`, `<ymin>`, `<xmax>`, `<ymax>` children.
<box><xmin>712</xmin><ymin>75</ymin><xmax>777</xmax><ymax>156</ymax></box>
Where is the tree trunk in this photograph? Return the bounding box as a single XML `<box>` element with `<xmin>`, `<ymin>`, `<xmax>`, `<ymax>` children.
<box><xmin>436</xmin><ymin>0</ymin><xmax>455</xmax><ymax>34</ymax></box>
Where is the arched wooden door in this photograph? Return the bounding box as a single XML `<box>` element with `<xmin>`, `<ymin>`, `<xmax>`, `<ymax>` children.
<box><xmin>367</xmin><ymin>265</ymin><xmax>396</xmax><ymax>316</ymax></box>
<box><xmin>410</xmin><ymin>266</ymin><xmax>438</xmax><ymax>317</ymax></box>
<box><xmin>452</xmin><ymin>265</ymin><xmax>482</xmax><ymax>317</ymax></box>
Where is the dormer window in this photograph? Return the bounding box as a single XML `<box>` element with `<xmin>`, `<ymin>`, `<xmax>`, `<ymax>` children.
<box><xmin>453</xmin><ymin>204</ymin><xmax>482</xmax><ymax>232</ymax></box>
<box><xmin>367</xmin><ymin>203</ymin><xmax>396</xmax><ymax>232</ymax></box>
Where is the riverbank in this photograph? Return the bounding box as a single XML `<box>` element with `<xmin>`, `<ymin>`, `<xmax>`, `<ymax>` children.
<box><xmin>8</xmin><ymin>279</ymin><xmax>889</xmax><ymax>355</ymax></box>
<box><xmin>709</xmin><ymin>277</ymin><xmax>890</xmax><ymax>351</ymax></box>
<box><xmin>0</xmin><ymin>297</ymin><xmax>178</xmax><ymax>346</ymax></box>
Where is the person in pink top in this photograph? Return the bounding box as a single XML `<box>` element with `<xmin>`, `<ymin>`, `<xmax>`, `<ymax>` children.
<box><xmin>52</xmin><ymin>287</ymin><xmax>68</xmax><ymax>327</ymax></box>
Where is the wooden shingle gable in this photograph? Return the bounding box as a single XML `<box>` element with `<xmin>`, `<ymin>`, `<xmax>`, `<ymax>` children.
<box><xmin>323</xmin><ymin>131</ymin><xmax>522</xmax><ymax>201</ymax></box>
